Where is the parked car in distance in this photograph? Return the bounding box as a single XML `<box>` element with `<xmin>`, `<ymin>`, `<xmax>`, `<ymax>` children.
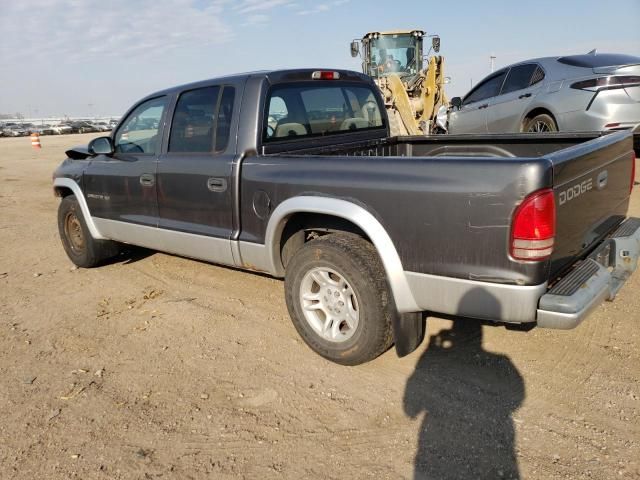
<box><xmin>92</xmin><ymin>122</ymin><xmax>112</xmax><ymax>132</ymax></box>
<box><xmin>68</xmin><ymin>122</ymin><xmax>98</xmax><ymax>134</ymax></box>
<box><xmin>3</xmin><ymin>125</ymin><xmax>29</xmax><ymax>136</ymax></box>
<box><xmin>442</xmin><ymin>52</ymin><xmax>640</xmax><ymax>139</ymax></box>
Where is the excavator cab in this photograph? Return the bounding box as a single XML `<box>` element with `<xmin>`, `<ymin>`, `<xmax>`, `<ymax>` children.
<box><xmin>350</xmin><ymin>30</ymin><xmax>447</xmax><ymax>136</ymax></box>
<box><xmin>356</xmin><ymin>31</ymin><xmax>424</xmax><ymax>79</ymax></box>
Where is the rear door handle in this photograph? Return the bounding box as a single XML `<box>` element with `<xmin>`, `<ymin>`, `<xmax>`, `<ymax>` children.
<box><xmin>518</xmin><ymin>93</ymin><xmax>532</xmax><ymax>99</ymax></box>
<box><xmin>207</xmin><ymin>177</ymin><xmax>227</xmax><ymax>192</ymax></box>
<box><xmin>139</xmin><ymin>173</ymin><xmax>155</xmax><ymax>187</ymax></box>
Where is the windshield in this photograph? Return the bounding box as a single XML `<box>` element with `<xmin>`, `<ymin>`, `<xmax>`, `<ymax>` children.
<box><xmin>368</xmin><ymin>34</ymin><xmax>421</xmax><ymax>78</ymax></box>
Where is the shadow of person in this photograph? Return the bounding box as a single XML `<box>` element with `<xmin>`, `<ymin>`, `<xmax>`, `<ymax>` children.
<box><xmin>403</xmin><ymin>288</ymin><xmax>525</xmax><ymax>480</ymax></box>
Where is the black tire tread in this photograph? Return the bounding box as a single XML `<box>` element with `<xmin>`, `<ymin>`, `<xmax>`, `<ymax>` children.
<box><xmin>284</xmin><ymin>233</ymin><xmax>394</xmax><ymax>365</ymax></box>
<box><xmin>57</xmin><ymin>195</ymin><xmax>119</xmax><ymax>268</ymax></box>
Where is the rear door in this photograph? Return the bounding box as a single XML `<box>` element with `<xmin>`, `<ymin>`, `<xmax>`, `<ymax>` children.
<box><xmin>449</xmin><ymin>70</ymin><xmax>507</xmax><ymax>134</ymax></box>
<box><xmin>156</xmin><ymin>84</ymin><xmax>237</xmax><ymax>262</ymax></box>
<box><xmin>84</xmin><ymin>96</ymin><xmax>168</xmax><ymax>226</ymax></box>
<box><xmin>486</xmin><ymin>64</ymin><xmax>545</xmax><ymax>132</ymax></box>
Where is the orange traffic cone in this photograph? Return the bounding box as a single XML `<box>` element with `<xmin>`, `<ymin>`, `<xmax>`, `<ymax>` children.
<box><xmin>30</xmin><ymin>132</ymin><xmax>41</xmax><ymax>150</ymax></box>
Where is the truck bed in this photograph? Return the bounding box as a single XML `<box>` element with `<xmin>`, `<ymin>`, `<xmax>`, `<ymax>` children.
<box><xmin>254</xmin><ymin>131</ymin><xmax>633</xmax><ymax>284</ymax></box>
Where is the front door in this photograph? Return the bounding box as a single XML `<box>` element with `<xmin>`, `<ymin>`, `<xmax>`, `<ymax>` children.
<box><xmin>84</xmin><ymin>96</ymin><xmax>169</xmax><ymax>227</ymax></box>
<box><xmin>449</xmin><ymin>70</ymin><xmax>508</xmax><ymax>134</ymax></box>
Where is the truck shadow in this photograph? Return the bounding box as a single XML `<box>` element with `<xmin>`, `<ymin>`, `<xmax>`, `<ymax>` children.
<box><xmin>403</xmin><ymin>288</ymin><xmax>525</xmax><ymax>480</ymax></box>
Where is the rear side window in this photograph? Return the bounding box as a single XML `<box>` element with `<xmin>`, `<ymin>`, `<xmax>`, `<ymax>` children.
<box><xmin>557</xmin><ymin>53</ymin><xmax>640</xmax><ymax>68</ymax></box>
<box><xmin>263</xmin><ymin>83</ymin><xmax>385</xmax><ymax>142</ymax></box>
<box><xmin>169</xmin><ymin>86</ymin><xmax>235</xmax><ymax>153</ymax></box>
<box><xmin>501</xmin><ymin>64</ymin><xmax>540</xmax><ymax>94</ymax></box>
<box><xmin>463</xmin><ymin>70</ymin><xmax>507</xmax><ymax>105</ymax></box>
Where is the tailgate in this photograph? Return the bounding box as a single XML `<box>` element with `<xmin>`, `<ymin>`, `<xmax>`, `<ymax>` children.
<box><xmin>547</xmin><ymin>130</ymin><xmax>635</xmax><ymax>279</ymax></box>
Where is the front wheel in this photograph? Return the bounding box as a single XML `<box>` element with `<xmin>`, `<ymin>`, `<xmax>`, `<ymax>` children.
<box><xmin>284</xmin><ymin>233</ymin><xmax>394</xmax><ymax>365</ymax></box>
<box><xmin>57</xmin><ymin>195</ymin><xmax>120</xmax><ymax>268</ymax></box>
<box><xmin>523</xmin><ymin>113</ymin><xmax>558</xmax><ymax>133</ymax></box>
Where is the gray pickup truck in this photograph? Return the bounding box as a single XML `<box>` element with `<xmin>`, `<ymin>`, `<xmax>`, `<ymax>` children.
<box><xmin>53</xmin><ymin>68</ymin><xmax>639</xmax><ymax>365</ymax></box>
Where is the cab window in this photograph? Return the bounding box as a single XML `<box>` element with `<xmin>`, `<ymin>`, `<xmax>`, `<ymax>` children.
<box><xmin>115</xmin><ymin>96</ymin><xmax>167</xmax><ymax>154</ymax></box>
<box><xmin>168</xmin><ymin>86</ymin><xmax>235</xmax><ymax>153</ymax></box>
<box><xmin>263</xmin><ymin>83</ymin><xmax>385</xmax><ymax>141</ymax></box>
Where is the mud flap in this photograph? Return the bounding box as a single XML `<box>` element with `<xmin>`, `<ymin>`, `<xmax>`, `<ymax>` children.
<box><xmin>392</xmin><ymin>312</ymin><xmax>426</xmax><ymax>357</ymax></box>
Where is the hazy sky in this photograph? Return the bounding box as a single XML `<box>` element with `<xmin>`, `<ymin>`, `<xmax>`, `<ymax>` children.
<box><xmin>1</xmin><ymin>0</ymin><xmax>638</xmax><ymax>117</ymax></box>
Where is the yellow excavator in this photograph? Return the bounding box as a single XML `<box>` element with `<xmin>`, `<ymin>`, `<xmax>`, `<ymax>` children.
<box><xmin>350</xmin><ymin>29</ymin><xmax>448</xmax><ymax>136</ymax></box>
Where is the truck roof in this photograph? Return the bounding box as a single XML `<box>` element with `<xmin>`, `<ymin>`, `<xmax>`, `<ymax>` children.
<box><xmin>140</xmin><ymin>68</ymin><xmax>373</xmax><ymax>102</ymax></box>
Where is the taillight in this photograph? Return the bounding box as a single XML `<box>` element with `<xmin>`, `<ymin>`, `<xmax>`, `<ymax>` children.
<box><xmin>510</xmin><ymin>189</ymin><xmax>556</xmax><ymax>261</ymax></box>
<box><xmin>311</xmin><ymin>71</ymin><xmax>341</xmax><ymax>80</ymax></box>
<box><xmin>632</xmin><ymin>151</ymin><xmax>637</xmax><ymax>195</ymax></box>
<box><xmin>570</xmin><ymin>75</ymin><xmax>640</xmax><ymax>91</ymax></box>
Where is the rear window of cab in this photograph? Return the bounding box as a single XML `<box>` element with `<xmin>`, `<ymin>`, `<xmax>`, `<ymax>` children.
<box><xmin>263</xmin><ymin>82</ymin><xmax>386</xmax><ymax>142</ymax></box>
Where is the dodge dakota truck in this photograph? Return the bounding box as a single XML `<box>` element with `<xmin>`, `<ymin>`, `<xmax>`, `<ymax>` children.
<box><xmin>53</xmin><ymin>69</ymin><xmax>639</xmax><ymax>365</ymax></box>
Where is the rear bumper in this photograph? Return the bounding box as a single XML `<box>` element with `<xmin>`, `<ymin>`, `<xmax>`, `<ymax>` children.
<box><xmin>537</xmin><ymin>217</ymin><xmax>640</xmax><ymax>329</ymax></box>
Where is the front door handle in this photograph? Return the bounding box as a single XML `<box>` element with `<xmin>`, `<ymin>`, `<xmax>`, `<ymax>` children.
<box><xmin>478</xmin><ymin>103</ymin><xmax>489</xmax><ymax>109</ymax></box>
<box><xmin>518</xmin><ymin>93</ymin><xmax>532</xmax><ymax>99</ymax></box>
<box><xmin>207</xmin><ymin>177</ymin><xmax>227</xmax><ymax>192</ymax></box>
<box><xmin>139</xmin><ymin>173</ymin><xmax>155</xmax><ymax>187</ymax></box>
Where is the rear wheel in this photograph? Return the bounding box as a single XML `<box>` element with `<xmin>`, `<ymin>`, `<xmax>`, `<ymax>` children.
<box><xmin>57</xmin><ymin>195</ymin><xmax>120</xmax><ymax>268</ymax></box>
<box><xmin>284</xmin><ymin>233</ymin><xmax>394</xmax><ymax>365</ymax></box>
<box><xmin>523</xmin><ymin>113</ymin><xmax>558</xmax><ymax>133</ymax></box>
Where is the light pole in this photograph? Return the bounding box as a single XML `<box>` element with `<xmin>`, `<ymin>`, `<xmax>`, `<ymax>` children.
<box><xmin>490</xmin><ymin>55</ymin><xmax>496</xmax><ymax>73</ymax></box>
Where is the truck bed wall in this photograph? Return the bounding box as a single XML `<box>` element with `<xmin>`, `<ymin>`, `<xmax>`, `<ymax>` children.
<box><xmin>241</xmin><ymin>152</ymin><xmax>553</xmax><ymax>286</ymax></box>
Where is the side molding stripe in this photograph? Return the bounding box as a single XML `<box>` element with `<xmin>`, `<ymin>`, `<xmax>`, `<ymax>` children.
<box><xmin>264</xmin><ymin>196</ymin><xmax>420</xmax><ymax>313</ymax></box>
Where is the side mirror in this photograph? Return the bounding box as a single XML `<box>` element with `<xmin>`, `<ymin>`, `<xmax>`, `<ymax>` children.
<box><xmin>350</xmin><ymin>40</ymin><xmax>360</xmax><ymax>58</ymax></box>
<box><xmin>88</xmin><ymin>136</ymin><xmax>114</xmax><ymax>156</ymax></box>
<box><xmin>450</xmin><ymin>97</ymin><xmax>462</xmax><ymax>109</ymax></box>
<box><xmin>432</xmin><ymin>36</ymin><xmax>441</xmax><ymax>53</ymax></box>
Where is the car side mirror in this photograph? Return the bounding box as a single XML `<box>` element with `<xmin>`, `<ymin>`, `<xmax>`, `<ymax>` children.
<box><xmin>350</xmin><ymin>40</ymin><xmax>360</xmax><ymax>58</ymax></box>
<box><xmin>88</xmin><ymin>136</ymin><xmax>114</xmax><ymax>156</ymax></box>
<box><xmin>450</xmin><ymin>97</ymin><xmax>462</xmax><ymax>109</ymax></box>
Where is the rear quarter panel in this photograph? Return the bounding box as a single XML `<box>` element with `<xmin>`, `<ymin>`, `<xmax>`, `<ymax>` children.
<box><xmin>240</xmin><ymin>154</ymin><xmax>553</xmax><ymax>286</ymax></box>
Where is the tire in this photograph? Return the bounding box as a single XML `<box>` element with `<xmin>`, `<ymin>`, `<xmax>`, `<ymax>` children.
<box><xmin>284</xmin><ymin>233</ymin><xmax>394</xmax><ymax>365</ymax></box>
<box><xmin>57</xmin><ymin>195</ymin><xmax>120</xmax><ymax>268</ymax></box>
<box><xmin>523</xmin><ymin>113</ymin><xmax>558</xmax><ymax>133</ymax></box>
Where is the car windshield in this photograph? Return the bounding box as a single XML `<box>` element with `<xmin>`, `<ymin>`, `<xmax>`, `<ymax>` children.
<box><xmin>557</xmin><ymin>53</ymin><xmax>640</xmax><ymax>68</ymax></box>
<box><xmin>368</xmin><ymin>34</ymin><xmax>421</xmax><ymax>78</ymax></box>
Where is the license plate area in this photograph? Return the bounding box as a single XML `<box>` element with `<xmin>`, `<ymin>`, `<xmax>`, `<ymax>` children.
<box><xmin>589</xmin><ymin>239</ymin><xmax>613</xmax><ymax>269</ymax></box>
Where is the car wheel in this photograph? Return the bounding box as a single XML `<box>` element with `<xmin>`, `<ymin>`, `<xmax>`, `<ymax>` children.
<box><xmin>284</xmin><ymin>233</ymin><xmax>394</xmax><ymax>365</ymax></box>
<box><xmin>57</xmin><ymin>195</ymin><xmax>120</xmax><ymax>268</ymax></box>
<box><xmin>523</xmin><ymin>113</ymin><xmax>558</xmax><ymax>133</ymax></box>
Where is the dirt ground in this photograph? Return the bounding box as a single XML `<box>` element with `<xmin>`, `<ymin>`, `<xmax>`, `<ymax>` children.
<box><xmin>0</xmin><ymin>133</ymin><xmax>638</xmax><ymax>480</ymax></box>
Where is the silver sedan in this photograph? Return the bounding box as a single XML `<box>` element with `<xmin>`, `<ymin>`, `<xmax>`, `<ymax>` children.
<box><xmin>443</xmin><ymin>52</ymin><xmax>640</xmax><ymax>135</ymax></box>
